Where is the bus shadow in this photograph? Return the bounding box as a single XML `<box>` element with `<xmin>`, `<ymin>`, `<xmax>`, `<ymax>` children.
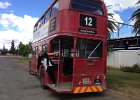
<box><xmin>53</xmin><ymin>92</ymin><xmax>106</xmax><ymax>100</ymax></box>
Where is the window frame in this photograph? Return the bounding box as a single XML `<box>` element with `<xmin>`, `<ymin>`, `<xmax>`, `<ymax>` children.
<box><xmin>33</xmin><ymin>1</ymin><xmax>59</xmax><ymax>32</ymax></box>
<box><xmin>45</xmin><ymin>8</ymin><xmax>51</xmax><ymax>22</ymax></box>
<box><xmin>42</xmin><ymin>44</ymin><xmax>48</xmax><ymax>53</ymax></box>
<box><xmin>76</xmin><ymin>38</ymin><xmax>103</xmax><ymax>59</ymax></box>
<box><xmin>70</xmin><ymin>0</ymin><xmax>104</xmax><ymax>16</ymax></box>
<box><xmin>50</xmin><ymin>1</ymin><xmax>59</xmax><ymax>18</ymax></box>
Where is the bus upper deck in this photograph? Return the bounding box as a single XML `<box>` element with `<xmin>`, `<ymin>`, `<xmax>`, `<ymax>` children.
<box><xmin>33</xmin><ymin>0</ymin><xmax>107</xmax><ymax>45</ymax></box>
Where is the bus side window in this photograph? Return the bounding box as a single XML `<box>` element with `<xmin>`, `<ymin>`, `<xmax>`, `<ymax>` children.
<box><xmin>32</xmin><ymin>46</ymin><xmax>38</xmax><ymax>55</ymax></box>
<box><xmin>51</xmin><ymin>1</ymin><xmax>59</xmax><ymax>18</ymax></box>
<box><xmin>38</xmin><ymin>46</ymin><xmax>42</xmax><ymax>51</ymax></box>
<box><xmin>45</xmin><ymin>9</ymin><xmax>51</xmax><ymax>22</ymax></box>
<box><xmin>40</xmin><ymin>17</ymin><xmax>45</xmax><ymax>27</ymax></box>
<box><xmin>52</xmin><ymin>43</ymin><xmax>59</xmax><ymax>52</ymax></box>
<box><xmin>35</xmin><ymin>46</ymin><xmax>38</xmax><ymax>51</ymax></box>
<box><xmin>32</xmin><ymin>48</ymin><xmax>36</xmax><ymax>55</ymax></box>
<box><xmin>42</xmin><ymin>45</ymin><xmax>48</xmax><ymax>53</ymax></box>
<box><xmin>38</xmin><ymin>17</ymin><xmax>45</xmax><ymax>28</ymax></box>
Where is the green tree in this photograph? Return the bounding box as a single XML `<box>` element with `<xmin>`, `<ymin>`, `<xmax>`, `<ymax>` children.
<box><xmin>18</xmin><ymin>42</ymin><xmax>32</xmax><ymax>57</ymax></box>
<box><xmin>18</xmin><ymin>42</ymin><xmax>26</xmax><ymax>56</ymax></box>
<box><xmin>108</xmin><ymin>13</ymin><xmax>118</xmax><ymax>39</ymax></box>
<box><xmin>1</xmin><ymin>45</ymin><xmax>8</xmax><ymax>55</ymax></box>
<box><xmin>25</xmin><ymin>42</ymin><xmax>32</xmax><ymax>56</ymax></box>
<box><xmin>10</xmin><ymin>40</ymin><xmax>16</xmax><ymax>54</ymax></box>
<box><xmin>130</xmin><ymin>0</ymin><xmax>140</xmax><ymax>36</ymax></box>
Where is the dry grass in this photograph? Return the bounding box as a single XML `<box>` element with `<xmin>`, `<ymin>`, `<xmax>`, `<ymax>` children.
<box><xmin>107</xmin><ymin>68</ymin><xmax>140</xmax><ymax>96</ymax></box>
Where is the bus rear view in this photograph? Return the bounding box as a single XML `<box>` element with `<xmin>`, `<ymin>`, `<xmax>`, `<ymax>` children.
<box><xmin>70</xmin><ymin>0</ymin><xmax>107</xmax><ymax>93</ymax></box>
<box><xmin>29</xmin><ymin>0</ymin><xmax>107</xmax><ymax>94</ymax></box>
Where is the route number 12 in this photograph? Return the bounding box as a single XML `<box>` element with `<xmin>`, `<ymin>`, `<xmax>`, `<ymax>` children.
<box><xmin>85</xmin><ymin>17</ymin><xmax>93</xmax><ymax>27</ymax></box>
<box><xmin>80</xmin><ymin>14</ymin><xmax>96</xmax><ymax>28</ymax></box>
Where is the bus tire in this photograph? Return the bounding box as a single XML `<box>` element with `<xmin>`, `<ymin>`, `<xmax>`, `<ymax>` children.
<box><xmin>40</xmin><ymin>67</ymin><xmax>47</xmax><ymax>89</ymax></box>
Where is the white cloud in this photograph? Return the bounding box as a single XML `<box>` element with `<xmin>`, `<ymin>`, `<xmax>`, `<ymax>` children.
<box><xmin>0</xmin><ymin>1</ymin><xmax>11</xmax><ymax>9</ymax></box>
<box><xmin>108</xmin><ymin>12</ymin><xmax>123</xmax><ymax>23</ymax></box>
<box><xmin>104</xmin><ymin>0</ymin><xmax>138</xmax><ymax>12</ymax></box>
<box><xmin>104</xmin><ymin>0</ymin><xmax>139</xmax><ymax>24</ymax></box>
<box><xmin>0</xmin><ymin>13</ymin><xmax>38</xmax><ymax>49</ymax></box>
<box><xmin>104</xmin><ymin>0</ymin><xmax>139</xmax><ymax>38</ymax></box>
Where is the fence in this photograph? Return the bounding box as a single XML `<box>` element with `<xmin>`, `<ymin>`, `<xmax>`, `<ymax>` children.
<box><xmin>107</xmin><ymin>50</ymin><xmax>140</xmax><ymax>68</ymax></box>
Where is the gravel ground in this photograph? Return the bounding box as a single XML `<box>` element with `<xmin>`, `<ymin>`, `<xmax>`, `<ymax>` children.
<box><xmin>0</xmin><ymin>56</ymin><xmax>138</xmax><ymax>100</ymax></box>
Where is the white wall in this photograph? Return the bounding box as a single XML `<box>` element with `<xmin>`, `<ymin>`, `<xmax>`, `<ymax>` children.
<box><xmin>107</xmin><ymin>50</ymin><xmax>140</xmax><ymax>68</ymax></box>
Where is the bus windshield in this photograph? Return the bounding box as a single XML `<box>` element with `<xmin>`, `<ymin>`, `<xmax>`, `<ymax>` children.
<box><xmin>71</xmin><ymin>0</ymin><xmax>104</xmax><ymax>15</ymax></box>
<box><xmin>76</xmin><ymin>39</ymin><xmax>103</xmax><ymax>58</ymax></box>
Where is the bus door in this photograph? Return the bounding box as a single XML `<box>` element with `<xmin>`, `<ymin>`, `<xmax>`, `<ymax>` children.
<box><xmin>51</xmin><ymin>39</ymin><xmax>60</xmax><ymax>85</ymax></box>
<box><xmin>51</xmin><ymin>37</ymin><xmax>74</xmax><ymax>90</ymax></box>
<box><xmin>61</xmin><ymin>38</ymin><xmax>74</xmax><ymax>77</ymax></box>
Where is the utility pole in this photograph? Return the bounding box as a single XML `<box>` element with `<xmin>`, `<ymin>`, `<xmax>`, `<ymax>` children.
<box><xmin>111</xmin><ymin>21</ymin><xmax>135</xmax><ymax>37</ymax></box>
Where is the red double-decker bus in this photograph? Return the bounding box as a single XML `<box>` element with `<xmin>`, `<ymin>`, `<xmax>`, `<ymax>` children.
<box><xmin>29</xmin><ymin>0</ymin><xmax>108</xmax><ymax>94</ymax></box>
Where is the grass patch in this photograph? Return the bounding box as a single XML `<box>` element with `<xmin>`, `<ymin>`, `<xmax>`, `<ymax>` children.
<box><xmin>107</xmin><ymin>68</ymin><xmax>140</xmax><ymax>95</ymax></box>
<box><xmin>16</xmin><ymin>57</ymin><xmax>31</xmax><ymax>63</ymax></box>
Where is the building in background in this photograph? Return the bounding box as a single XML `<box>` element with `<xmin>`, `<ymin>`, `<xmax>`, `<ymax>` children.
<box><xmin>107</xmin><ymin>36</ymin><xmax>140</xmax><ymax>68</ymax></box>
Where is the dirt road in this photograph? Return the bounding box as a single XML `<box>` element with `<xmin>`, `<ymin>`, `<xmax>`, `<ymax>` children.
<box><xmin>0</xmin><ymin>56</ymin><xmax>138</xmax><ymax>100</ymax></box>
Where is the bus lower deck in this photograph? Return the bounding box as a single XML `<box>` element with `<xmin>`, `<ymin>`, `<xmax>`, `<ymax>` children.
<box><xmin>29</xmin><ymin>35</ymin><xmax>106</xmax><ymax>93</ymax></box>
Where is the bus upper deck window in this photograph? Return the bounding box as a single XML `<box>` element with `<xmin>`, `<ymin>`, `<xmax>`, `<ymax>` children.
<box><xmin>51</xmin><ymin>1</ymin><xmax>59</xmax><ymax>18</ymax></box>
<box><xmin>71</xmin><ymin>0</ymin><xmax>104</xmax><ymax>15</ymax></box>
<box><xmin>45</xmin><ymin>9</ymin><xmax>51</xmax><ymax>22</ymax></box>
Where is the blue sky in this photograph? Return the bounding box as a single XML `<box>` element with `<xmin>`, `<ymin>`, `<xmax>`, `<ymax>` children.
<box><xmin>0</xmin><ymin>0</ymin><xmax>139</xmax><ymax>49</ymax></box>
<box><xmin>0</xmin><ymin>0</ymin><xmax>52</xmax><ymax>17</ymax></box>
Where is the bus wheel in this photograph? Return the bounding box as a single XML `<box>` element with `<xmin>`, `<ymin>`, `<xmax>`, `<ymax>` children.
<box><xmin>40</xmin><ymin>67</ymin><xmax>47</xmax><ymax>89</ymax></box>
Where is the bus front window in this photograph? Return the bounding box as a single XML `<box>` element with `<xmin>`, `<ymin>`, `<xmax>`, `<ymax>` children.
<box><xmin>71</xmin><ymin>0</ymin><xmax>104</xmax><ymax>15</ymax></box>
<box><xmin>76</xmin><ymin>39</ymin><xmax>103</xmax><ymax>58</ymax></box>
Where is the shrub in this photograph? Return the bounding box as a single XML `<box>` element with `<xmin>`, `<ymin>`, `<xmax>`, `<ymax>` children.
<box><xmin>120</xmin><ymin>64</ymin><xmax>140</xmax><ymax>74</ymax></box>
